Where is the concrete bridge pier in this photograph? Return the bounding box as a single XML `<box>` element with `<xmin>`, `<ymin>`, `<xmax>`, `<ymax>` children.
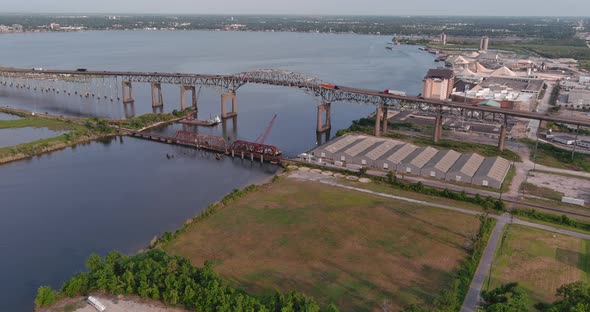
<box><xmin>123</xmin><ymin>102</ymin><xmax>135</xmax><ymax>119</ymax></box>
<box><xmin>498</xmin><ymin>116</ymin><xmax>508</xmax><ymax>151</ymax></box>
<box><xmin>221</xmin><ymin>91</ymin><xmax>237</xmax><ymax>119</ymax></box>
<box><xmin>180</xmin><ymin>85</ymin><xmax>197</xmax><ymax>111</ymax></box>
<box><xmin>222</xmin><ymin>115</ymin><xmax>238</xmax><ymax>142</ymax></box>
<box><xmin>382</xmin><ymin>106</ymin><xmax>389</xmax><ymax>134</ymax></box>
<box><xmin>316</xmin><ymin>129</ymin><xmax>331</xmax><ymax>146</ymax></box>
<box><xmin>121</xmin><ymin>81</ymin><xmax>134</xmax><ymax>104</ymax></box>
<box><xmin>316</xmin><ymin>102</ymin><xmax>331</xmax><ymax>133</ymax></box>
<box><xmin>374</xmin><ymin>105</ymin><xmax>382</xmax><ymax>137</ymax></box>
<box><xmin>151</xmin><ymin>82</ymin><xmax>164</xmax><ymax>109</ymax></box>
<box><xmin>433</xmin><ymin>114</ymin><xmax>443</xmax><ymax>143</ymax></box>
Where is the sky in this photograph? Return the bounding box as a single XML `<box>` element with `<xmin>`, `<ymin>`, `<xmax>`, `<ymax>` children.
<box><xmin>2</xmin><ymin>0</ymin><xmax>589</xmax><ymax>16</ymax></box>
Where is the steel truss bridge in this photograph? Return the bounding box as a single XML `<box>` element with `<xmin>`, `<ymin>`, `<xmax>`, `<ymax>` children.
<box><xmin>1</xmin><ymin>66</ymin><xmax>589</xmax><ymax>151</ymax></box>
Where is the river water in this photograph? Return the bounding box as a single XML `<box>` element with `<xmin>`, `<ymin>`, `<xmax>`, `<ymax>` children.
<box><xmin>0</xmin><ymin>30</ymin><xmax>434</xmax><ymax>311</ymax></box>
<box><xmin>0</xmin><ymin>128</ymin><xmax>69</xmax><ymax>148</ymax></box>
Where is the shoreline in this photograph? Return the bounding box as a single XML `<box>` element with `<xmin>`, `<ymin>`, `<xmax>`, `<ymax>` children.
<box><xmin>0</xmin><ymin>133</ymin><xmax>118</xmax><ymax>165</ymax></box>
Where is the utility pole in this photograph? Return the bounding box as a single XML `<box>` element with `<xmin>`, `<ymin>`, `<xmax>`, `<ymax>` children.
<box><xmin>572</xmin><ymin>124</ymin><xmax>580</xmax><ymax>161</ymax></box>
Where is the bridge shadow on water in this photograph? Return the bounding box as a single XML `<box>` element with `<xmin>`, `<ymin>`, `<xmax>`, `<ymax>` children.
<box><xmin>163</xmin><ymin>143</ymin><xmax>279</xmax><ymax>174</ymax></box>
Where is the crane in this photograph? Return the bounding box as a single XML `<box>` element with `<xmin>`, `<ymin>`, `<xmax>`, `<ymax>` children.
<box><xmin>255</xmin><ymin>114</ymin><xmax>277</xmax><ymax>145</ymax></box>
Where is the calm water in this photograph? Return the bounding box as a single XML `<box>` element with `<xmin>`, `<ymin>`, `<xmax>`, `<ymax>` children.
<box><xmin>0</xmin><ymin>112</ymin><xmax>21</xmax><ymax>120</ymax></box>
<box><xmin>0</xmin><ymin>127</ymin><xmax>68</xmax><ymax>148</ymax></box>
<box><xmin>0</xmin><ymin>31</ymin><xmax>434</xmax><ymax>156</ymax></box>
<box><xmin>0</xmin><ymin>30</ymin><xmax>434</xmax><ymax>311</ymax></box>
<box><xmin>0</xmin><ymin>137</ymin><xmax>276</xmax><ymax>311</ymax></box>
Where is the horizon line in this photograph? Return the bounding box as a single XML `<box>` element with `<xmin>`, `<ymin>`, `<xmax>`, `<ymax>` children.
<box><xmin>1</xmin><ymin>12</ymin><xmax>588</xmax><ymax>18</ymax></box>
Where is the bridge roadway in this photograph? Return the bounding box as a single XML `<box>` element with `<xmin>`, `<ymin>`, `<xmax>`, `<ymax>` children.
<box><xmin>2</xmin><ymin>67</ymin><xmax>590</xmax><ymax>129</ymax></box>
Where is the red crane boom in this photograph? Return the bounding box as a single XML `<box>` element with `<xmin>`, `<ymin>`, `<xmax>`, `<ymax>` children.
<box><xmin>255</xmin><ymin>114</ymin><xmax>277</xmax><ymax>144</ymax></box>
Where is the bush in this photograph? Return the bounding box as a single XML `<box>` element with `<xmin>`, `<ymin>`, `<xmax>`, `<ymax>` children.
<box><xmin>511</xmin><ymin>208</ymin><xmax>590</xmax><ymax>232</ymax></box>
<box><xmin>388</xmin><ymin>178</ymin><xmax>506</xmax><ymax>212</ymax></box>
<box><xmin>35</xmin><ymin>285</ymin><xmax>56</xmax><ymax>308</ymax></box>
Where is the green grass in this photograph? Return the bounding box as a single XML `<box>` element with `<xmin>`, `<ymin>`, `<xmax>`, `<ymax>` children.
<box><xmin>346</xmin><ymin>178</ymin><xmax>503</xmax><ymax>214</ymax></box>
<box><xmin>487</xmin><ymin>225</ymin><xmax>590</xmax><ymax>309</ymax></box>
<box><xmin>0</xmin><ymin>117</ymin><xmax>114</xmax><ymax>161</ymax></box>
<box><xmin>164</xmin><ymin>178</ymin><xmax>481</xmax><ymax>311</ymax></box>
<box><xmin>523</xmin><ymin>138</ymin><xmax>590</xmax><ymax>172</ymax></box>
<box><xmin>0</xmin><ymin>116</ymin><xmax>81</xmax><ymax>131</ymax></box>
<box><xmin>520</xmin><ymin>197</ymin><xmax>590</xmax><ymax>220</ymax></box>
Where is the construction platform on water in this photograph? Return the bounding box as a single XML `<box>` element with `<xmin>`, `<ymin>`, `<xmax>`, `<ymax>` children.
<box><xmin>129</xmin><ymin>130</ymin><xmax>282</xmax><ymax>164</ymax></box>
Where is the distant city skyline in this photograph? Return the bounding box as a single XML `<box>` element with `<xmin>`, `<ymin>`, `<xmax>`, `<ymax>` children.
<box><xmin>3</xmin><ymin>0</ymin><xmax>590</xmax><ymax>17</ymax></box>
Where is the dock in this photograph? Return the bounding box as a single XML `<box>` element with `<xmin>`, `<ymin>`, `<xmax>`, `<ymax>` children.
<box><xmin>128</xmin><ymin>130</ymin><xmax>283</xmax><ymax>164</ymax></box>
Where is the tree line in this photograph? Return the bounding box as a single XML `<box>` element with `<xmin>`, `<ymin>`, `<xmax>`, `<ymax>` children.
<box><xmin>481</xmin><ymin>281</ymin><xmax>590</xmax><ymax>311</ymax></box>
<box><xmin>36</xmin><ymin>250</ymin><xmax>339</xmax><ymax>312</ymax></box>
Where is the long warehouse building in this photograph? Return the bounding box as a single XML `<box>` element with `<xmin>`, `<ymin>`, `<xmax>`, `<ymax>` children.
<box><xmin>310</xmin><ymin>133</ymin><xmax>512</xmax><ymax>189</ymax></box>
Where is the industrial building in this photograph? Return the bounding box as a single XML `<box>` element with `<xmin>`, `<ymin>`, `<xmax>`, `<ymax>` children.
<box><xmin>568</xmin><ymin>89</ymin><xmax>590</xmax><ymax>108</ymax></box>
<box><xmin>422</xmin><ymin>68</ymin><xmax>455</xmax><ymax>100</ymax></box>
<box><xmin>398</xmin><ymin>146</ymin><xmax>439</xmax><ymax>175</ymax></box>
<box><xmin>450</xmin><ymin>77</ymin><xmax>543</xmax><ymax>111</ymax></box>
<box><xmin>445</xmin><ymin>153</ymin><xmax>485</xmax><ymax>184</ymax></box>
<box><xmin>421</xmin><ymin>149</ymin><xmax>462</xmax><ymax>179</ymax></box>
<box><xmin>310</xmin><ymin>134</ymin><xmax>512</xmax><ymax>189</ymax></box>
<box><xmin>472</xmin><ymin>157</ymin><xmax>511</xmax><ymax>189</ymax></box>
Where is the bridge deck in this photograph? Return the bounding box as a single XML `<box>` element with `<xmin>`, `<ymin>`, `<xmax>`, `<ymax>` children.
<box><xmin>1</xmin><ymin>67</ymin><xmax>589</xmax><ymax>127</ymax></box>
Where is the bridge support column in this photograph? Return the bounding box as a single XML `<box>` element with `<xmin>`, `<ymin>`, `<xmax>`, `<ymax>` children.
<box><xmin>498</xmin><ymin>117</ymin><xmax>508</xmax><ymax>151</ymax></box>
<box><xmin>121</xmin><ymin>81</ymin><xmax>134</xmax><ymax>104</ymax></box>
<box><xmin>151</xmin><ymin>82</ymin><xmax>164</xmax><ymax>109</ymax></box>
<box><xmin>316</xmin><ymin>102</ymin><xmax>331</xmax><ymax>133</ymax></box>
<box><xmin>433</xmin><ymin>114</ymin><xmax>443</xmax><ymax>143</ymax></box>
<box><xmin>180</xmin><ymin>85</ymin><xmax>197</xmax><ymax>111</ymax></box>
<box><xmin>374</xmin><ymin>105</ymin><xmax>382</xmax><ymax>137</ymax></box>
<box><xmin>221</xmin><ymin>91</ymin><xmax>237</xmax><ymax>119</ymax></box>
<box><xmin>381</xmin><ymin>106</ymin><xmax>389</xmax><ymax>134</ymax></box>
<box><xmin>316</xmin><ymin>129</ymin><xmax>331</xmax><ymax>146</ymax></box>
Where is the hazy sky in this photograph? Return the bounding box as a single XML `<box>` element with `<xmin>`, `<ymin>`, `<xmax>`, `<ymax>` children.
<box><xmin>3</xmin><ymin>0</ymin><xmax>589</xmax><ymax>16</ymax></box>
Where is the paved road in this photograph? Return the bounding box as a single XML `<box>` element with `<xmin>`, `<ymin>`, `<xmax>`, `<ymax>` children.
<box><xmin>460</xmin><ymin>213</ymin><xmax>509</xmax><ymax>312</ymax></box>
<box><xmin>528</xmin><ymin>83</ymin><xmax>553</xmax><ymax>140</ymax></box>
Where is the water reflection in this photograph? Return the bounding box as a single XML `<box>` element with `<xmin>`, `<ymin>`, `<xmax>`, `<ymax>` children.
<box><xmin>0</xmin><ymin>127</ymin><xmax>69</xmax><ymax>148</ymax></box>
<box><xmin>0</xmin><ymin>112</ymin><xmax>21</xmax><ymax>120</ymax></box>
<box><xmin>0</xmin><ymin>137</ymin><xmax>276</xmax><ymax>311</ymax></box>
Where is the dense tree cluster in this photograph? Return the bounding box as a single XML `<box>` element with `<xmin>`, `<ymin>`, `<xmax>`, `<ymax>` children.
<box><xmin>481</xmin><ymin>282</ymin><xmax>529</xmax><ymax>312</ymax></box>
<box><xmin>536</xmin><ymin>281</ymin><xmax>590</xmax><ymax>312</ymax></box>
<box><xmin>37</xmin><ymin>250</ymin><xmax>337</xmax><ymax>312</ymax></box>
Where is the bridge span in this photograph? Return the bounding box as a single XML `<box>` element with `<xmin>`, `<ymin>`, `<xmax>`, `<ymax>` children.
<box><xmin>1</xmin><ymin>67</ymin><xmax>589</xmax><ymax>151</ymax></box>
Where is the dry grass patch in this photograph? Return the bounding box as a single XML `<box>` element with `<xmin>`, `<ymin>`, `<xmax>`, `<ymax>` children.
<box><xmin>488</xmin><ymin>225</ymin><xmax>590</xmax><ymax>308</ymax></box>
<box><xmin>164</xmin><ymin>178</ymin><xmax>480</xmax><ymax>311</ymax></box>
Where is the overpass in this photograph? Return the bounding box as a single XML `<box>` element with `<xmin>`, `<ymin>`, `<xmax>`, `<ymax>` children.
<box><xmin>1</xmin><ymin>67</ymin><xmax>589</xmax><ymax>151</ymax></box>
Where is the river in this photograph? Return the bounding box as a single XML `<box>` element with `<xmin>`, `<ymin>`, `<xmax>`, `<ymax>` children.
<box><xmin>0</xmin><ymin>30</ymin><xmax>434</xmax><ymax>311</ymax></box>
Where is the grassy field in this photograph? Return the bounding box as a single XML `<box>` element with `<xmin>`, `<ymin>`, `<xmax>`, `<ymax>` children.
<box><xmin>0</xmin><ymin>117</ymin><xmax>112</xmax><ymax>163</ymax></box>
<box><xmin>338</xmin><ymin>178</ymin><xmax>495</xmax><ymax>214</ymax></box>
<box><xmin>487</xmin><ymin>225</ymin><xmax>590</xmax><ymax>309</ymax></box>
<box><xmin>523</xmin><ymin>139</ymin><xmax>590</xmax><ymax>172</ymax></box>
<box><xmin>164</xmin><ymin>178</ymin><xmax>481</xmax><ymax>311</ymax></box>
<box><xmin>0</xmin><ymin>116</ymin><xmax>78</xmax><ymax>131</ymax></box>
